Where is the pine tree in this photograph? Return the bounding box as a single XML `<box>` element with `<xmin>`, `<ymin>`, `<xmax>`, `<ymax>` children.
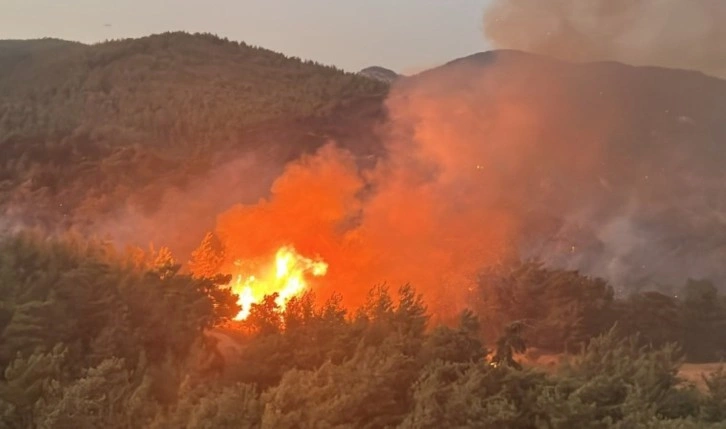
<box><xmin>188</xmin><ymin>232</ymin><xmax>225</xmax><ymax>279</ymax></box>
<box><xmin>492</xmin><ymin>321</ymin><xmax>527</xmax><ymax>370</ymax></box>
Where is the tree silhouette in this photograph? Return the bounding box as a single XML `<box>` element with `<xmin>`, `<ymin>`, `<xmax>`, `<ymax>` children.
<box><xmin>188</xmin><ymin>232</ymin><xmax>226</xmax><ymax>279</ymax></box>
<box><xmin>492</xmin><ymin>321</ymin><xmax>527</xmax><ymax>370</ymax></box>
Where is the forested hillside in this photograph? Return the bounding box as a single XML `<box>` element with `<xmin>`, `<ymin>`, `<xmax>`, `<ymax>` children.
<box><xmin>3</xmin><ymin>32</ymin><xmax>726</xmax><ymax>427</ymax></box>
<box><xmin>389</xmin><ymin>49</ymin><xmax>726</xmax><ymax>290</ymax></box>
<box><xmin>4</xmin><ymin>35</ymin><xmax>726</xmax><ymax>294</ymax></box>
<box><xmin>2</xmin><ymin>233</ymin><xmax>726</xmax><ymax>427</ymax></box>
<box><xmin>0</xmin><ymin>32</ymin><xmax>387</xmax><ymax>229</ymax></box>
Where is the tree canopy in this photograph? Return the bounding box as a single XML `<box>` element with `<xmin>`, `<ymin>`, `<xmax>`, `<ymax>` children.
<box><xmin>0</xmin><ymin>32</ymin><xmax>388</xmax><ymax>231</ymax></box>
<box><xmin>0</xmin><ymin>234</ymin><xmax>725</xmax><ymax>427</ymax></box>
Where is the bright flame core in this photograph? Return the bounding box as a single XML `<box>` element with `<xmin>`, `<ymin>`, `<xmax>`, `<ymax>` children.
<box><xmin>230</xmin><ymin>246</ymin><xmax>328</xmax><ymax>320</ymax></box>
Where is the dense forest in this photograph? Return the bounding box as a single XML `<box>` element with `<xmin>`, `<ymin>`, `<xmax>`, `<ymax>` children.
<box><xmin>0</xmin><ymin>32</ymin><xmax>387</xmax><ymax>230</ymax></box>
<box><xmin>3</xmin><ymin>32</ymin><xmax>726</xmax><ymax>427</ymax></box>
<box><xmin>2</xmin><ymin>233</ymin><xmax>726</xmax><ymax>427</ymax></box>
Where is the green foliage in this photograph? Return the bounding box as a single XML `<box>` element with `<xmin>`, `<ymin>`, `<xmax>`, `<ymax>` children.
<box><xmin>0</xmin><ymin>345</ymin><xmax>67</xmax><ymax>428</ymax></box>
<box><xmin>0</xmin><ymin>32</ymin><xmax>388</xmax><ymax>230</ymax></box>
<box><xmin>0</xmin><ymin>234</ymin><xmax>237</xmax><ymax>427</ymax></box>
<box><xmin>0</xmin><ymin>233</ymin><xmax>239</xmax><ymax>370</ymax></box>
<box><xmin>477</xmin><ymin>260</ymin><xmax>615</xmax><ymax>353</ymax></box>
<box><xmin>246</xmin><ymin>294</ymin><xmax>284</xmax><ymax>336</ymax></box>
<box><xmin>421</xmin><ymin>309</ymin><xmax>487</xmax><ymax>364</ymax></box>
<box><xmin>492</xmin><ymin>321</ymin><xmax>527</xmax><ymax>370</ymax></box>
<box><xmin>3</xmin><ymin>33</ymin><xmax>726</xmax><ymax>427</ymax></box>
<box><xmin>559</xmin><ymin>329</ymin><xmax>690</xmax><ymax>424</ymax></box>
<box><xmin>617</xmin><ymin>291</ymin><xmax>683</xmax><ymax>348</ymax></box>
<box><xmin>401</xmin><ymin>330</ymin><xmax>721</xmax><ymax>428</ymax></box>
<box><xmin>477</xmin><ymin>261</ymin><xmax>726</xmax><ymax>364</ymax></box>
<box><xmin>35</xmin><ymin>358</ymin><xmax>138</xmax><ymax>429</ymax></box>
<box><xmin>1</xmin><ymin>234</ymin><xmax>726</xmax><ymax>427</ymax></box>
<box><xmin>680</xmin><ymin>280</ymin><xmax>726</xmax><ymax>362</ymax></box>
<box><xmin>152</xmin><ymin>381</ymin><xmax>261</xmax><ymax>429</ymax></box>
<box><xmin>402</xmin><ymin>361</ymin><xmax>553</xmax><ymax>428</ymax></box>
<box><xmin>702</xmin><ymin>367</ymin><xmax>726</xmax><ymax>422</ymax></box>
<box><xmin>262</xmin><ymin>345</ymin><xmax>417</xmax><ymax>428</ymax></box>
<box><xmin>0</xmin><ymin>33</ymin><xmax>386</xmax><ymax>136</ymax></box>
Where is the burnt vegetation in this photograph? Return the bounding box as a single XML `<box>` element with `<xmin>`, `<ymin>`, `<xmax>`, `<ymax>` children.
<box><xmin>1</xmin><ymin>32</ymin><xmax>726</xmax><ymax>427</ymax></box>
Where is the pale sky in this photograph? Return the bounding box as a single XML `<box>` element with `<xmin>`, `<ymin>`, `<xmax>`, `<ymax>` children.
<box><xmin>1</xmin><ymin>0</ymin><xmax>493</xmax><ymax>73</ymax></box>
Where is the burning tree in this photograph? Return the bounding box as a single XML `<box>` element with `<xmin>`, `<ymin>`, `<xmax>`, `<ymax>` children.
<box><xmin>188</xmin><ymin>232</ymin><xmax>226</xmax><ymax>279</ymax></box>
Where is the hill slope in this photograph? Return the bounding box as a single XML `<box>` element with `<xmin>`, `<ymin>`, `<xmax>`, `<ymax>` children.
<box><xmin>0</xmin><ymin>32</ymin><xmax>387</xmax><ymax>143</ymax></box>
<box><xmin>388</xmin><ymin>49</ymin><xmax>726</xmax><ymax>290</ymax></box>
<box><xmin>0</xmin><ymin>32</ymin><xmax>388</xmax><ymax>230</ymax></box>
<box><xmin>2</xmin><ymin>37</ymin><xmax>725</xmax><ymax>290</ymax></box>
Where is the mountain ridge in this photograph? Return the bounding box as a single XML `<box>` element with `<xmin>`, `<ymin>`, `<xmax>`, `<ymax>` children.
<box><xmin>411</xmin><ymin>49</ymin><xmax>726</xmax><ymax>83</ymax></box>
<box><xmin>2</xmin><ymin>32</ymin><xmax>725</xmax><ymax>290</ymax></box>
<box><xmin>358</xmin><ymin>66</ymin><xmax>400</xmax><ymax>83</ymax></box>
<box><xmin>0</xmin><ymin>32</ymin><xmax>388</xmax><ymax>234</ymax></box>
<box><xmin>391</xmin><ymin>47</ymin><xmax>726</xmax><ymax>290</ymax></box>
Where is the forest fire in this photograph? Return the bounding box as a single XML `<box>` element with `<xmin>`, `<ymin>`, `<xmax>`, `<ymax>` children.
<box><xmin>230</xmin><ymin>245</ymin><xmax>328</xmax><ymax>320</ymax></box>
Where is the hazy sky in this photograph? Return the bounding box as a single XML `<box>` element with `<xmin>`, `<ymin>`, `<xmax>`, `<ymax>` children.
<box><xmin>1</xmin><ymin>0</ymin><xmax>492</xmax><ymax>72</ymax></box>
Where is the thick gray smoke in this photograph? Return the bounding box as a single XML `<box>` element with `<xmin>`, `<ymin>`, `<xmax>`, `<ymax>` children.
<box><xmin>88</xmin><ymin>4</ymin><xmax>726</xmax><ymax>310</ymax></box>
<box><xmin>383</xmin><ymin>50</ymin><xmax>726</xmax><ymax>294</ymax></box>
<box><xmin>484</xmin><ymin>0</ymin><xmax>726</xmax><ymax>78</ymax></box>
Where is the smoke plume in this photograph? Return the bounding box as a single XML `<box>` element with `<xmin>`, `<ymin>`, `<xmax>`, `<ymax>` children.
<box><xmin>95</xmin><ymin>149</ymin><xmax>285</xmax><ymax>259</ymax></box>
<box><xmin>106</xmin><ymin>6</ymin><xmax>726</xmax><ymax>316</ymax></box>
<box><xmin>207</xmin><ymin>48</ymin><xmax>726</xmax><ymax>315</ymax></box>
<box><xmin>483</xmin><ymin>0</ymin><xmax>726</xmax><ymax>78</ymax></box>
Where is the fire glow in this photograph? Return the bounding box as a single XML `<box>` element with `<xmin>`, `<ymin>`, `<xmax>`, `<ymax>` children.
<box><xmin>230</xmin><ymin>245</ymin><xmax>328</xmax><ymax>320</ymax></box>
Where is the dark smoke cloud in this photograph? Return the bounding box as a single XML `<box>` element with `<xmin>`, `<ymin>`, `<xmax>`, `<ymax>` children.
<box><xmin>484</xmin><ymin>0</ymin><xmax>726</xmax><ymax>78</ymax></box>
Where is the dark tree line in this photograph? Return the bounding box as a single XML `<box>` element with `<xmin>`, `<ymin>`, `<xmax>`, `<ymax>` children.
<box><xmin>477</xmin><ymin>260</ymin><xmax>726</xmax><ymax>363</ymax></box>
<box><xmin>476</xmin><ymin>261</ymin><xmax>615</xmax><ymax>354</ymax></box>
<box><xmin>1</xmin><ymin>233</ymin><xmax>726</xmax><ymax>427</ymax></box>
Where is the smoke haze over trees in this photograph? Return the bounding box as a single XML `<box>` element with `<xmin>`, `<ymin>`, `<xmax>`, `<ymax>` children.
<box><xmin>3</xmin><ymin>32</ymin><xmax>726</xmax><ymax>299</ymax></box>
<box><xmin>1</xmin><ymin>20</ymin><xmax>726</xmax><ymax>427</ymax></box>
<box><xmin>0</xmin><ymin>32</ymin><xmax>387</xmax><ymax>254</ymax></box>
<box><xmin>204</xmin><ymin>49</ymin><xmax>726</xmax><ymax>312</ymax></box>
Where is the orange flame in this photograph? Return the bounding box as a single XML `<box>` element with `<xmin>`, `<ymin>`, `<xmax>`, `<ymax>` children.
<box><xmin>230</xmin><ymin>245</ymin><xmax>328</xmax><ymax>320</ymax></box>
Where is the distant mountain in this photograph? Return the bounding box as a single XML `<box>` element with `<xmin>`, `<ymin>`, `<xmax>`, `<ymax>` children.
<box><xmin>358</xmin><ymin>66</ymin><xmax>399</xmax><ymax>83</ymax></box>
<box><xmin>0</xmin><ymin>38</ymin><xmax>84</xmax><ymax>65</ymax></box>
<box><xmin>0</xmin><ymin>32</ymin><xmax>388</xmax><ymax>231</ymax></box>
<box><xmin>2</xmin><ymin>34</ymin><xmax>725</xmax><ymax>290</ymax></box>
<box><xmin>0</xmin><ymin>33</ymin><xmax>387</xmax><ymax>147</ymax></box>
<box><xmin>392</xmin><ymin>49</ymin><xmax>726</xmax><ymax>290</ymax></box>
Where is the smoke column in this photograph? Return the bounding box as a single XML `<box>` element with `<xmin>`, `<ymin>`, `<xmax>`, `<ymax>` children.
<box><xmin>483</xmin><ymin>0</ymin><xmax>726</xmax><ymax>78</ymax></box>
<box><xmin>178</xmin><ymin>2</ymin><xmax>726</xmax><ymax>316</ymax></box>
<box><xmin>210</xmin><ymin>47</ymin><xmax>726</xmax><ymax>313</ymax></box>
